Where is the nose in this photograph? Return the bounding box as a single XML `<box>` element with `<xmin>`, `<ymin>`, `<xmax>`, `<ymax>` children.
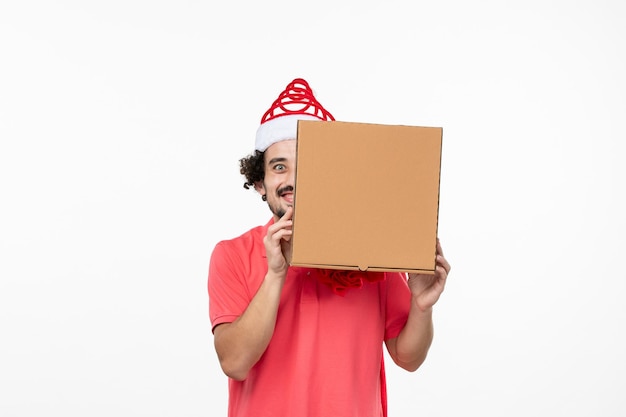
<box><xmin>287</xmin><ymin>169</ymin><xmax>296</xmax><ymax>188</ymax></box>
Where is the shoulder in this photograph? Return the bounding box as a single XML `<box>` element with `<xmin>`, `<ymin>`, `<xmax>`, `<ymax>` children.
<box><xmin>380</xmin><ymin>271</ymin><xmax>410</xmax><ymax>297</ymax></box>
<box><xmin>383</xmin><ymin>272</ymin><xmax>409</xmax><ymax>286</ymax></box>
<box><xmin>213</xmin><ymin>219</ymin><xmax>273</xmax><ymax>255</ymax></box>
<box><xmin>209</xmin><ymin>219</ymin><xmax>273</xmax><ymax>273</ymax></box>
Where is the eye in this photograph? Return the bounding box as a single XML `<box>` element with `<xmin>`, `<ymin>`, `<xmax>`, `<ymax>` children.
<box><xmin>273</xmin><ymin>163</ymin><xmax>286</xmax><ymax>172</ymax></box>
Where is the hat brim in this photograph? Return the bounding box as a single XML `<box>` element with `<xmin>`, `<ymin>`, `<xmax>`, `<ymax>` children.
<box><xmin>255</xmin><ymin>114</ymin><xmax>322</xmax><ymax>152</ymax></box>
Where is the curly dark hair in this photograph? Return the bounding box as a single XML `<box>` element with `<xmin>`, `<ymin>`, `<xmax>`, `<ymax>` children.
<box><xmin>239</xmin><ymin>150</ymin><xmax>265</xmax><ymax>190</ymax></box>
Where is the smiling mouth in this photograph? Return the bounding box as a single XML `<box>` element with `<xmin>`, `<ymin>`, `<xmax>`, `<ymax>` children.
<box><xmin>277</xmin><ymin>186</ymin><xmax>294</xmax><ymax>204</ymax></box>
<box><xmin>281</xmin><ymin>193</ymin><xmax>293</xmax><ymax>204</ymax></box>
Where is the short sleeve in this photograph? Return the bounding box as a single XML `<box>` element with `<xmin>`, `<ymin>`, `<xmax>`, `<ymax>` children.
<box><xmin>208</xmin><ymin>240</ymin><xmax>253</xmax><ymax>332</ymax></box>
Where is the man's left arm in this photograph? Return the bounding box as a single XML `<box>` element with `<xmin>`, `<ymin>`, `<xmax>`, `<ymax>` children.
<box><xmin>385</xmin><ymin>239</ymin><xmax>451</xmax><ymax>372</ymax></box>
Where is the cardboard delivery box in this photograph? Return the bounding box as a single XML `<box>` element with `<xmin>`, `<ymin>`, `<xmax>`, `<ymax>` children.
<box><xmin>290</xmin><ymin>120</ymin><xmax>443</xmax><ymax>274</ymax></box>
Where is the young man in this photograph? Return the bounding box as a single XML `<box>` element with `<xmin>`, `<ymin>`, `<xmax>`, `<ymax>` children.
<box><xmin>208</xmin><ymin>78</ymin><xmax>451</xmax><ymax>417</ymax></box>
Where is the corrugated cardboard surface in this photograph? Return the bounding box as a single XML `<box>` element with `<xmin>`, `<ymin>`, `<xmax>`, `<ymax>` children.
<box><xmin>290</xmin><ymin>120</ymin><xmax>442</xmax><ymax>274</ymax></box>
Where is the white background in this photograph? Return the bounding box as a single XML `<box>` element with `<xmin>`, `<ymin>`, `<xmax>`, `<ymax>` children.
<box><xmin>1</xmin><ymin>1</ymin><xmax>625</xmax><ymax>416</ymax></box>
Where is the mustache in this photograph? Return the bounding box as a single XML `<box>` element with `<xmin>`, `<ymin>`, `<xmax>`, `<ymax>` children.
<box><xmin>276</xmin><ymin>186</ymin><xmax>294</xmax><ymax>197</ymax></box>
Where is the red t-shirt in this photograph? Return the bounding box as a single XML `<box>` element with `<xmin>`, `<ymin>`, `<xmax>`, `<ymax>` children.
<box><xmin>209</xmin><ymin>219</ymin><xmax>411</xmax><ymax>417</ymax></box>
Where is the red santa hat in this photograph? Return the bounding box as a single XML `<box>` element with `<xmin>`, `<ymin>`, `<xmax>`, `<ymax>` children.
<box><xmin>255</xmin><ymin>78</ymin><xmax>335</xmax><ymax>151</ymax></box>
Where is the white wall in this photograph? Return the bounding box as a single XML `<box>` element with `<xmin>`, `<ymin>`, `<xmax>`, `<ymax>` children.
<box><xmin>1</xmin><ymin>1</ymin><xmax>624</xmax><ymax>416</ymax></box>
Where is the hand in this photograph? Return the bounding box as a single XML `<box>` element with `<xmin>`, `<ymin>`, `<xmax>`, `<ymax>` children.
<box><xmin>264</xmin><ymin>206</ymin><xmax>293</xmax><ymax>276</ymax></box>
<box><xmin>407</xmin><ymin>238</ymin><xmax>451</xmax><ymax>311</ymax></box>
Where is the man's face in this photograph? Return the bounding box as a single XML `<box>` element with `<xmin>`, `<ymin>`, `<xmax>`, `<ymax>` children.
<box><xmin>257</xmin><ymin>139</ymin><xmax>297</xmax><ymax>219</ymax></box>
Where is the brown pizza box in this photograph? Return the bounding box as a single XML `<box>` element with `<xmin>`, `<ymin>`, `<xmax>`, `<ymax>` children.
<box><xmin>290</xmin><ymin>120</ymin><xmax>443</xmax><ymax>274</ymax></box>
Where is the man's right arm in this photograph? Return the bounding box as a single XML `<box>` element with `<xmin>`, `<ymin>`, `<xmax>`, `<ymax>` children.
<box><xmin>213</xmin><ymin>271</ymin><xmax>285</xmax><ymax>381</ymax></box>
<box><xmin>213</xmin><ymin>208</ymin><xmax>293</xmax><ymax>381</ymax></box>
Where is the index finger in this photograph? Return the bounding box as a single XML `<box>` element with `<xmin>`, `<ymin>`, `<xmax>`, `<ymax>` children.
<box><xmin>281</xmin><ymin>205</ymin><xmax>294</xmax><ymax>222</ymax></box>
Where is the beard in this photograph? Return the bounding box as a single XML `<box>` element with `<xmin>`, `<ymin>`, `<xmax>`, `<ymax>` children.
<box><xmin>266</xmin><ymin>185</ymin><xmax>293</xmax><ymax>218</ymax></box>
<box><xmin>267</xmin><ymin>200</ymin><xmax>286</xmax><ymax>219</ymax></box>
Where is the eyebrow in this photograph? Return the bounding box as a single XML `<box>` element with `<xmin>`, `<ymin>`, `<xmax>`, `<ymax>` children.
<box><xmin>267</xmin><ymin>157</ymin><xmax>288</xmax><ymax>165</ymax></box>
